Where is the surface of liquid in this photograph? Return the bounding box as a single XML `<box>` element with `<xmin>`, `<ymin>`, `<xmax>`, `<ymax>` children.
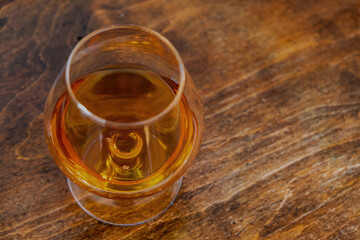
<box><xmin>49</xmin><ymin>66</ymin><xmax>197</xmax><ymax>194</ymax></box>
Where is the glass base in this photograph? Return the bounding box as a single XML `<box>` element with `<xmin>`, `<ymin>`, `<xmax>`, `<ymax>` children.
<box><xmin>67</xmin><ymin>177</ymin><xmax>182</xmax><ymax>226</ymax></box>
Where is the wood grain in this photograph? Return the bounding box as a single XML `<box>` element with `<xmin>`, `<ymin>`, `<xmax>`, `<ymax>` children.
<box><xmin>1</xmin><ymin>0</ymin><xmax>360</xmax><ymax>239</ymax></box>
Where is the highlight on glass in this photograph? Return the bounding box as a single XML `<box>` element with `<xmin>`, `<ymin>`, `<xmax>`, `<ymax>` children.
<box><xmin>44</xmin><ymin>25</ymin><xmax>204</xmax><ymax>225</ymax></box>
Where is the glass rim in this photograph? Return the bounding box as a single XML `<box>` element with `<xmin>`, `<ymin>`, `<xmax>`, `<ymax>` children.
<box><xmin>65</xmin><ymin>24</ymin><xmax>186</xmax><ymax>128</ymax></box>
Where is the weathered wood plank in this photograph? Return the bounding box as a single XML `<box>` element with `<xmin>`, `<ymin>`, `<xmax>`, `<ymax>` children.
<box><xmin>1</xmin><ymin>0</ymin><xmax>360</xmax><ymax>239</ymax></box>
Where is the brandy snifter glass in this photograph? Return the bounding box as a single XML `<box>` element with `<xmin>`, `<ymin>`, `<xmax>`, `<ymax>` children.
<box><xmin>44</xmin><ymin>25</ymin><xmax>204</xmax><ymax>226</ymax></box>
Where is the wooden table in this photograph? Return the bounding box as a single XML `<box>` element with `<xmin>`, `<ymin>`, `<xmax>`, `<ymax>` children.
<box><xmin>1</xmin><ymin>0</ymin><xmax>360</xmax><ymax>239</ymax></box>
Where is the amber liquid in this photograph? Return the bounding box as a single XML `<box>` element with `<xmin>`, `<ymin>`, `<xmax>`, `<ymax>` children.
<box><xmin>49</xmin><ymin>65</ymin><xmax>197</xmax><ymax>194</ymax></box>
